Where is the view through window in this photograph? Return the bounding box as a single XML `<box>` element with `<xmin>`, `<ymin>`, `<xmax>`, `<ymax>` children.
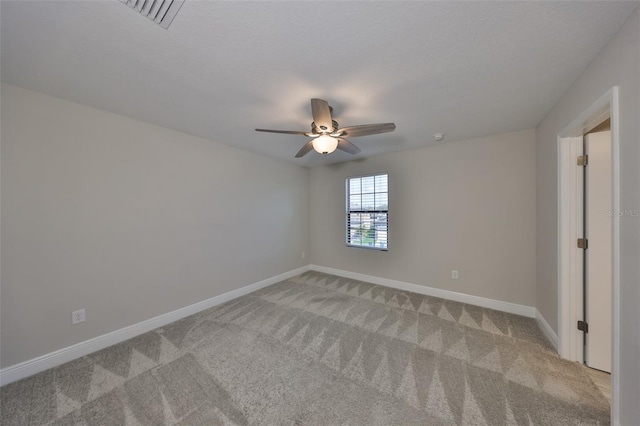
<box><xmin>346</xmin><ymin>173</ymin><xmax>388</xmax><ymax>250</ymax></box>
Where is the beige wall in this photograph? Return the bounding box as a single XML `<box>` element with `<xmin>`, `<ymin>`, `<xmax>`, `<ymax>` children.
<box><xmin>0</xmin><ymin>84</ymin><xmax>310</xmax><ymax>367</ymax></box>
<box><xmin>535</xmin><ymin>8</ymin><xmax>640</xmax><ymax>424</ymax></box>
<box><xmin>310</xmin><ymin>129</ymin><xmax>537</xmax><ymax>307</ymax></box>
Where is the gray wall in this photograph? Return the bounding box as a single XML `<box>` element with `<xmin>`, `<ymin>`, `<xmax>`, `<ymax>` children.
<box><xmin>535</xmin><ymin>8</ymin><xmax>640</xmax><ymax>424</ymax></box>
<box><xmin>310</xmin><ymin>129</ymin><xmax>537</xmax><ymax>307</ymax></box>
<box><xmin>1</xmin><ymin>84</ymin><xmax>310</xmax><ymax>367</ymax></box>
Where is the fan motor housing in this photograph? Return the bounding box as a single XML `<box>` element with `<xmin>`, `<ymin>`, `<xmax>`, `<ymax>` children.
<box><xmin>311</xmin><ymin>120</ymin><xmax>339</xmax><ymax>134</ymax></box>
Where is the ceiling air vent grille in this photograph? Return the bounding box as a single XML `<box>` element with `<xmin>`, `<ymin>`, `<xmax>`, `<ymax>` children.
<box><xmin>119</xmin><ymin>0</ymin><xmax>185</xmax><ymax>30</ymax></box>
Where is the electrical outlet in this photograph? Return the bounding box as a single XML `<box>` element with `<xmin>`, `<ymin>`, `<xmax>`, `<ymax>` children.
<box><xmin>72</xmin><ymin>309</ymin><xmax>86</xmax><ymax>325</ymax></box>
<box><xmin>451</xmin><ymin>270</ymin><xmax>459</xmax><ymax>279</ymax></box>
<box><xmin>301</xmin><ymin>251</ymin><xmax>306</xmax><ymax>259</ymax></box>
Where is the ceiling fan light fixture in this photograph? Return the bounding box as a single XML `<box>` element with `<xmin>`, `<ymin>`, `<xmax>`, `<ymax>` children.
<box><xmin>312</xmin><ymin>134</ymin><xmax>338</xmax><ymax>155</ymax></box>
<box><xmin>255</xmin><ymin>98</ymin><xmax>396</xmax><ymax>158</ymax></box>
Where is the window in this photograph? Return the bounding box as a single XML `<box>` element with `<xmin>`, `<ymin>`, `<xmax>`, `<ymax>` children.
<box><xmin>346</xmin><ymin>173</ymin><xmax>388</xmax><ymax>250</ymax></box>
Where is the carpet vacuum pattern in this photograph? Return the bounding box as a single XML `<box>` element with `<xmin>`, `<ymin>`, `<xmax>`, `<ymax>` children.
<box><xmin>1</xmin><ymin>272</ymin><xmax>610</xmax><ymax>425</ymax></box>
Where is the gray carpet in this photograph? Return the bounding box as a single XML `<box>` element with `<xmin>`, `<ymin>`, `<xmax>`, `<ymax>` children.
<box><xmin>0</xmin><ymin>271</ymin><xmax>610</xmax><ymax>425</ymax></box>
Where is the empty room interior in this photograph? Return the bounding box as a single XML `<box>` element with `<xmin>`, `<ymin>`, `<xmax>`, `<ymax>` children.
<box><xmin>1</xmin><ymin>1</ymin><xmax>639</xmax><ymax>425</ymax></box>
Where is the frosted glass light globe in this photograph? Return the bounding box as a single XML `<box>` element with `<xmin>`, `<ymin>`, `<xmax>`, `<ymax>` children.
<box><xmin>312</xmin><ymin>134</ymin><xmax>338</xmax><ymax>154</ymax></box>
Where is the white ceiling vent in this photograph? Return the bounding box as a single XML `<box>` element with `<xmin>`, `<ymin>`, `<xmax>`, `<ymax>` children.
<box><xmin>119</xmin><ymin>0</ymin><xmax>185</xmax><ymax>30</ymax></box>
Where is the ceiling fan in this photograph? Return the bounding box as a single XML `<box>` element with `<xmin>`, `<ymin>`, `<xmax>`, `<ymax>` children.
<box><xmin>256</xmin><ymin>98</ymin><xmax>396</xmax><ymax>158</ymax></box>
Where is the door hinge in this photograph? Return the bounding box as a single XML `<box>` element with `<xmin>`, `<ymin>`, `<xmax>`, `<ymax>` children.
<box><xmin>577</xmin><ymin>155</ymin><xmax>588</xmax><ymax>166</ymax></box>
<box><xmin>577</xmin><ymin>238</ymin><xmax>588</xmax><ymax>249</ymax></box>
<box><xmin>577</xmin><ymin>320</ymin><xmax>589</xmax><ymax>333</ymax></box>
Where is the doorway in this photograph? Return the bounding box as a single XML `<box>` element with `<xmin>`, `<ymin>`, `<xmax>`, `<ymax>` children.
<box><xmin>557</xmin><ymin>87</ymin><xmax>620</xmax><ymax>420</ymax></box>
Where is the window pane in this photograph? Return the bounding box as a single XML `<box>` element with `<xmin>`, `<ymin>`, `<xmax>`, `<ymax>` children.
<box><xmin>373</xmin><ymin>213</ymin><xmax>388</xmax><ymax>248</ymax></box>
<box><xmin>361</xmin><ymin>176</ymin><xmax>375</xmax><ymax>193</ymax></box>
<box><xmin>348</xmin><ymin>213</ymin><xmax>364</xmax><ymax>244</ymax></box>
<box><xmin>375</xmin><ymin>174</ymin><xmax>388</xmax><ymax>192</ymax></box>
<box><xmin>376</xmin><ymin>230</ymin><xmax>387</xmax><ymax>248</ymax></box>
<box><xmin>349</xmin><ymin>195</ymin><xmax>361</xmax><ymax>210</ymax></box>
<box><xmin>361</xmin><ymin>193</ymin><xmax>374</xmax><ymax>210</ymax></box>
<box><xmin>353</xmin><ymin>212</ymin><xmax>363</xmax><ymax>224</ymax></box>
<box><xmin>375</xmin><ymin>193</ymin><xmax>388</xmax><ymax>210</ymax></box>
<box><xmin>349</xmin><ymin>178</ymin><xmax>361</xmax><ymax>195</ymax></box>
<box><xmin>347</xmin><ymin>213</ymin><xmax>357</xmax><ymax>225</ymax></box>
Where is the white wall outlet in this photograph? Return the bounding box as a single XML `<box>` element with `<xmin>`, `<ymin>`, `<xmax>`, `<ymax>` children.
<box><xmin>301</xmin><ymin>251</ymin><xmax>306</xmax><ymax>259</ymax></box>
<box><xmin>72</xmin><ymin>309</ymin><xmax>86</xmax><ymax>325</ymax></box>
<box><xmin>451</xmin><ymin>270</ymin><xmax>459</xmax><ymax>279</ymax></box>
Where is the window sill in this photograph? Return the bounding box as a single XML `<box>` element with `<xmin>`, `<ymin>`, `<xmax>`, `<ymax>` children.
<box><xmin>346</xmin><ymin>244</ymin><xmax>388</xmax><ymax>252</ymax></box>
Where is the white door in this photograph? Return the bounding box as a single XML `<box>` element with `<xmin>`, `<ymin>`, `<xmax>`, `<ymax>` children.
<box><xmin>584</xmin><ymin>130</ymin><xmax>612</xmax><ymax>372</ymax></box>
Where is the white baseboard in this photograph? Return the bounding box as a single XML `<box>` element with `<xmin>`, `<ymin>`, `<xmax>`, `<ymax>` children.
<box><xmin>309</xmin><ymin>265</ymin><xmax>537</xmax><ymax>318</ymax></box>
<box><xmin>0</xmin><ymin>264</ymin><xmax>544</xmax><ymax>386</ymax></box>
<box><xmin>0</xmin><ymin>266</ymin><xmax>310</xmax><ymax>386</ymax></box>
<box><xmin>535</xmin><ymin>309</ymin><xmax>558</xmax><ymax>350</ymax></box>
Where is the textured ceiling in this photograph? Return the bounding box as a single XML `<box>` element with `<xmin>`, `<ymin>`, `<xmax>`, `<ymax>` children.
<box><xmin>2</xmin><ymin>1</ymin><xmax>638</xmax><ymax>167</ymax></box>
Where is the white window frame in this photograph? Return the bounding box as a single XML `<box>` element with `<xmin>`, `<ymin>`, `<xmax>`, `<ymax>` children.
<box><xmin>345</xmin><ymin>172</ymin><xmax>388</xmax><ymax>251</ymax></box>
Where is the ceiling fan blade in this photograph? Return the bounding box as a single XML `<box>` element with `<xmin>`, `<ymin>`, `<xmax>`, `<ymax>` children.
<box><xmin>310</xmin><ymin>98</ymin><xmax>333</xmax><ymax>130</ymax></box>
<box><xmin>295</xmin><ymin>141</ymin><xmax>315</xmax><ymax>158</ymax></box>
<box><xmin>255</xmin><ymin>129</ymin><xmax>308</xmax><ymax>135</ymax></box>
<box><xmin>336</xmin><ymin>123</ymin><xmax>396</xmax><ymax>138</ymax></box>
<box><xmin>336</xmin><ymin>138</ymin><xmax>361</xmax><ymax>155</ymax></box>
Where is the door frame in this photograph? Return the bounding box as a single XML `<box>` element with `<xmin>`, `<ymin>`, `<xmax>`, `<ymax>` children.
<box><xmin>557</xmin><ymin>87</ymin><xmax>619</xmax><ymax>421</ymax></box>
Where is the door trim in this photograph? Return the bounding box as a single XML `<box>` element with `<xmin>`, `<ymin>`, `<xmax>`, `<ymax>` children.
<box><xmin>557</xmin><ymin>86</ymin><xmax>620</xmax><ymax>423</ymax></box>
